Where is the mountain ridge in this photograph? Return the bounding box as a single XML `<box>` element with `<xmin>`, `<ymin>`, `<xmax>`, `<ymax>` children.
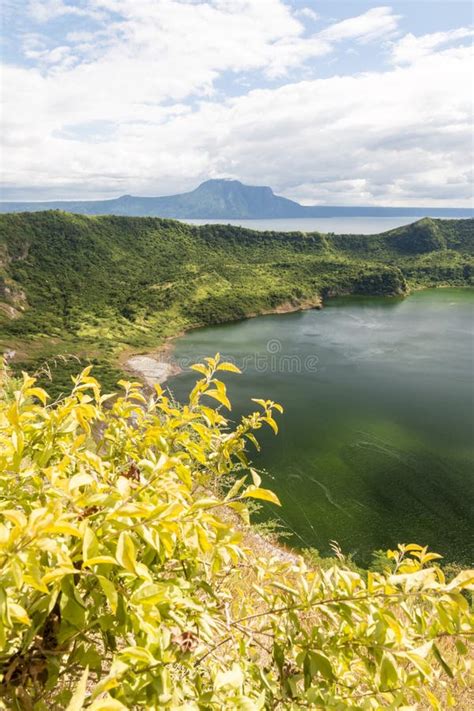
<box><xmin>1</xmin><ymin>179</ymin><xmax>472</xmax><ymax>218</ymax></box>
<box><xmin>0</xmin><ymin>211</ymin><xmax>472</xmax><ymax>396</ymax></box>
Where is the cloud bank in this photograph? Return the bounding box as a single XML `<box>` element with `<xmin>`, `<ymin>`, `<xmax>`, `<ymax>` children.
<box><xmin>1</xmin><ymin>1</ymin><xmax>472</xmax><ymax>206</ymax></box>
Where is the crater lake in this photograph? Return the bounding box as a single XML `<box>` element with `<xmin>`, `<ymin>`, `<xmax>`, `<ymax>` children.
<box><xmin>166</xmin><ymin>288</ymin><xmax>474</xmax><ymax>566</ymax></box>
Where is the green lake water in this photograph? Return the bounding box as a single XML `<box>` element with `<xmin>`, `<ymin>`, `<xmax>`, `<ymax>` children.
<box><xmin>167</xmin><ymin>289</ymin><xmax>474</xmax><ymax>565</ymax></box>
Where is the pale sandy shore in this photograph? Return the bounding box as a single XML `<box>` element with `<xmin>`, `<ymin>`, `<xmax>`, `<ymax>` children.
<box><xmin>124</xmin><ymin>295</ymin><xmax>323</xmax><ymax>388</ymax></box>
<box><xmin>126</xmin><ymin>353</ymin><xmax>181</xmax><ymax>386</ymax></box>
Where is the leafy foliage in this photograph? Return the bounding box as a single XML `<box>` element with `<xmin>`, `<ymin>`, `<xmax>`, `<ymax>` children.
<box><xmin>0</xmin><ymin>359</ymin><xmax>472</xmax><ymax>709</ymax></box>
<box><xmin>0</xmin><ymin>212</ymin><xmax>472</xmax><ymax>395</ymax></box>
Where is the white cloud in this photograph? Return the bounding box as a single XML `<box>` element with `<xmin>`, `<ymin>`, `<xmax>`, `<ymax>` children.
<box><xmin>1</xmin><ymin>2</ymin><xmax>471</xmax><ymax>206</ymax></box>
<box><xmin>391</xmin><ymin>27</ymin><xmax>474</xmax><ymax>64</ymax></box>
<box><xmin>27</xmin><ymin>0</ymin><xmax>103</xmax><ymax>22</ymax></box>
<box><xmin>258</xmin><ymin>6</ymin><xmax>402</xmax><ymax>79</ymax></box>
<box><xmin>2</xmin><ymin>3</ymin><xmax>401</xmax><ymax>130</ymax></box>
<box><xmin>295</xmin><ymin>8</ymin><xmax>319</xmax><ymax>22</ymax></box>
<box><xmin>19</xmin><ymin>2</ymin><xmax>402</xmax><ymax>82</ymax></box>
<box><xmin>320</xmin><ymin>6</ymin><xmax>400</xmax><ymax>44</ymax></box>
<box><xmin>210</xmin><ymin>45</ymin><xmax>472</xmax><ymax>206</ymax></box>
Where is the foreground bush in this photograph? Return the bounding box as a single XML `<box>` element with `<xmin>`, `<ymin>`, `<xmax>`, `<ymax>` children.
<box><xmin>0</xmin><ymin>358</ymin><xmax>472</xmax><ymax>709</ymax></box>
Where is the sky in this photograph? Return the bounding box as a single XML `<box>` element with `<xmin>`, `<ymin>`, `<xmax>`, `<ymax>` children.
<box><xmin>0</xmin><ymin>1</ymin><xmax>473</xmax><ymax>206</ymax></box>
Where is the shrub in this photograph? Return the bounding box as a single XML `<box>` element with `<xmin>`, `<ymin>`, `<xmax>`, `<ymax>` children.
<box><xmin>0</xmin><ymin>358</ymin><xmax>472</xmax><ymax>709</ymax></box>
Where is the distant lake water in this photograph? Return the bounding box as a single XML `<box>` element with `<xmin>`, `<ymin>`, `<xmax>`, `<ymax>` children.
<box><xmin>183</xmin><ymin>216</ymin><xmax>440</xmax><ymax>234</ymax></box>
<box><xmin>167</xmin><ymin>289</ymin><xmax>474</xmax><ymax>565</ymax></box>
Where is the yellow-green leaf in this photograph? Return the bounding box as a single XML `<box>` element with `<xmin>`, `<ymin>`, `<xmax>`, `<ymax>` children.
<box><xmin>204</xmin><ymin>388</ymin><xmax>231</xmax><ymax>410</ymax></box>
<box><xmin>217</xmin><ymin>362</ymin><xmax>241</xmax><ymax>373</ymax></box>
<box><xmin>97</xmin><ymin>576</ymin><xmax>118</xmax><ymax>614</ymax></box>
<box><xmin>116</xmin><ymin>531</ymin><xmax>137</xmax><ymax>574</ymax></box>
<box><xmin>8</xmin><ymin>602</ymin><xmax>31</xmax><ymax>626</ymax></box>
<box><xmin>65</xmin><ymin>666</ymin><xmax>89</xmax><ymax>711</ymax></box>
<box><xmin>83</xmin><ymin>556</ymin><xmax>117</xmax><ymax>567</ymax></box>
<box><xmin>89</xmin><ymin>698</ymin><xmax>128</xmax><ymax>711</ymax></box>
<box><xmin>309</xmin><ymin>651</ymin><xmax>335</xmax><ymax>681</ymax></box>
<box><xmin>242</xmin><ymin>487</ymin><xmax>281</xmax><ymax>506</ymax></box>
<box><xmin>46</xmin><ymin>523</ymin><xmax>82</xmax><ymax>538</ymax></box>
<box><xmin>190</xmin><ymin>363</ymin><xmax>208</xmax><ymax>376</ymax></box>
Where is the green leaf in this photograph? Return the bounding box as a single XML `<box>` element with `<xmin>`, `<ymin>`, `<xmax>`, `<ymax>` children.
<box><xmin>131</xmin><ymin>583</ymin><xmax>171</xmax><ymax>606</ymax></box>
<box><xmin>225</xmin><ymin>475</ymin><xmax>247</xmax><ymax>501</ymax></box>
<box><xmin>83</xmin><ymin>526</ymin><xmax>100</xmax><ymax>561</ymax></box>
<box><xmin>433</xmin><ymin>643</ymin><xmax>454</xmax><ymax>679</ymax></box>
<box><xmin>82</xmin><ymin>647</ymin><xmax>103</xmax><ymax>671</ymax></box>
<box><xmin>98</xmin><ymin>576</ymin><xmax>118</xmax><ymax>614</ymax></box>
<box><xmin>403</xmin><ymin>651</ymin><xmax>432</xmax><ymax>678</ymax></box>
<box><xmin>309</xmin><ymin>651</ymin><xmax>335</xmax><ymax>682</ymax></box>
<box><xmin>62</xmin><ymin>591</ymin><xmax>86</xmax><ymax>628</ymax></box>
<box><xmin>380</xmin><ymin>654</ymin><xmax>398</xmax><ymax>688</ymax></box>
<box><xmin>119</xmin><ymin>646</ymin><xmax>155</xmax><ymax>665</ymax></box>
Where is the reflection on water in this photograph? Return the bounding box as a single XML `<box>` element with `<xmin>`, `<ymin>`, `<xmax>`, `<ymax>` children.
<box><xmin>167</xmin><ymin>289</ymin><xmax>474</xmax><ymax>565</ymax></box>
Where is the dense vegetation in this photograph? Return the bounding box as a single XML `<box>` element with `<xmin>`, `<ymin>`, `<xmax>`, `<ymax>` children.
<box><xmin>0</xmin><ymin>211</ymin><xmax>472</xmax><ymax>395</ymax></box>
<box><xmin>0</xmin><ymin>360</ymin><xmax>472</xmax><ymax>709</ymax></box>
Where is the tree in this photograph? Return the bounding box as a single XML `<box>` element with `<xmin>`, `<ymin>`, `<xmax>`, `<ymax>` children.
<box><xmin>0</xmin><ymin>358</ymin><xmax>472</xmax><ymax>709</ymax></box>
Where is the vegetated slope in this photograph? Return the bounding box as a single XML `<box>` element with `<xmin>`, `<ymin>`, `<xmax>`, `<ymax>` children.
<box><xmin>0</xmin><ymin>212</ymin><xmax>472</xmax><ymax>394</ymax></box>
<box><xmin>1</xmin><ymin>179</ymin><xmax>473</xmax><ymax>217</ymax></box>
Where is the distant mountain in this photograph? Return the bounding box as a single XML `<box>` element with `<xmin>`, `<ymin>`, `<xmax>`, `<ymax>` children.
<box><xmin>0</xmin><ymin>179</ymin><xmax>472</xmax><ymax>218</ymax></box>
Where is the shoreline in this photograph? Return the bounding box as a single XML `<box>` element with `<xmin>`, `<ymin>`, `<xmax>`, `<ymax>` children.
<box><xmin>122</xmin><ymin>294</ymin><xmax>323</xmax><ymax>387</ymax></box>
<box><xmin>122</xmin><ymin>338</ymin><xmax>183</xmax><ymax>387</ymax></box>
<box><xmin>110</xmin><ymin>285</ymin><xmax>472</xmax><ymax>566</ymax></box>
<box><xmin>121</xmin><ymin>284</ymin><xmax>466</xmax><ymax>388</ymax></box>
<box><xmin>122</xmin><ymin>305</ymin><xmax>310</xmax><ymax>566</ymax></box>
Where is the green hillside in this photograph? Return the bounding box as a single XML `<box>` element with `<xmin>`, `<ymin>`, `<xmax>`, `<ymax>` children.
<box><xmin>0</xmin><ymin>212</ymin><xmax>472</xmax><ymax>394</ymax></box>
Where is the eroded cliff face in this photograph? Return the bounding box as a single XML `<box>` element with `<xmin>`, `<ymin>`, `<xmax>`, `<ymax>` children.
<box><xmin>0</xmin><ymin>276</ymin><xmax>28</xmax><ymax>320</ymax></box>
<box><xmin>0</xmin><ymin>239</ymin><xmax>30</xmax><ymax>319</ymax></box>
